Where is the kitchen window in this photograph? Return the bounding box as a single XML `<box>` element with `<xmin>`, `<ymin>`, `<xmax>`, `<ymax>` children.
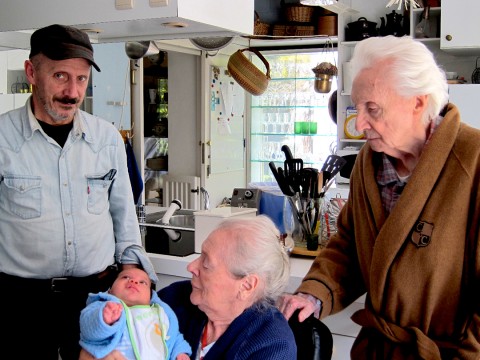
<box><xmin>248</xmin><ymin>49</ymin><xmax>338</xmax><ymax>183</ymax></box>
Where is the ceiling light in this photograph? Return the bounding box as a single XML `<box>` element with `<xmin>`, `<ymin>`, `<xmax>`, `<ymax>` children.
<box><xmin>161</xmin><ymin>22</ymin><xmax>188</xmax><ymax>28</ymax></box>
<box><xmin>300</xmin><ymin>0</ymin><xmax>358</xmax><ymax>14</ymax></box>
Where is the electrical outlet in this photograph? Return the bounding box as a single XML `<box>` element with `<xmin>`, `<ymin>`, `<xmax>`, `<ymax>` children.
<box><xmin>115</xmin><ymin>0</ymin><xmax>134</xmax><ymax>10</ymax></box>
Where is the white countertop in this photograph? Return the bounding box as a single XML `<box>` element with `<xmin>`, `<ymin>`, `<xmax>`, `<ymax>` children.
<box><xmin>148</xmin><ymin>252</ymin><xmax>315</xmax><ymax>294</ymax></box>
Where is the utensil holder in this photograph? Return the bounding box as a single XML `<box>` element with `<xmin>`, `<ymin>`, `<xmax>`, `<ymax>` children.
<box><xmin>286</xmin><ymin>195</ymin><xmax>324</xmax><ymax>250</ymax></box>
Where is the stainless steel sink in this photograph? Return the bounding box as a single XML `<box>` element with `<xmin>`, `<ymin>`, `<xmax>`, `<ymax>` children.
<box><xmin>145</xmin><ymin>209</ymin><xmax>195</xmax><ymax>229</ymax></box>
<box><xmin>163</xmin><ymin>214</ymin><xmax>195</xmax><ymax>228</ymax></box>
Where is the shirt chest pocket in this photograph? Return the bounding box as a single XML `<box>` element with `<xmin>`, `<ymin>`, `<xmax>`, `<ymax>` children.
<box><xmin>1</xmin><ymin>175</ymin><xmax>42</xmax><ymax>219</ymax></box>
<box><xmin>86</xmin><ymin>177</ymin><xmax>113</xmax><ymax>215</ymax></box>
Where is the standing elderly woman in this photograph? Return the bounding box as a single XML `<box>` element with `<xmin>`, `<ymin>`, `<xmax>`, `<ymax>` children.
<box><xmin>279</xmin><ymin>35</ymin><xmax>480</xmax><ymax>359</ymax></box>
<box><xmin>80</xmin><ymin>215</ymin><xmax>296</xmax><ymax>360</ymax></box>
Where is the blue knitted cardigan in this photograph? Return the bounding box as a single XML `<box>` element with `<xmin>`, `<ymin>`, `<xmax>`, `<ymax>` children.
<box><xmin>158</xmin><ymin>280</ymin><xmax>297</xmax><ymax>360</ymax></box>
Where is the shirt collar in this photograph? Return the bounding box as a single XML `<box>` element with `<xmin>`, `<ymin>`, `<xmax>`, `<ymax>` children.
<box><xmin>377</xmin><ymin>114</ymin><xmax>444</xmax><ymax>185</ymax></box>
<box><xmin>26</xmin><ymin>98</ymin><xmax>87</xmax><ymax>142</ymax></box>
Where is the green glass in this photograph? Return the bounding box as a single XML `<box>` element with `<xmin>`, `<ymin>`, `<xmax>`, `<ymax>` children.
<box><xmin>294</xmin><ymin>122</ymin><xmax>303</xmax><ymax>134</ymax></box>
<box><xmin>301</xmin><ymin>121</ymin><xmax>310</xmax><ymax>134</ymax></box>
<box><xmin>309</xmin><ymin>122</ymin><xmax>318</xmax><ymax>134</ymax></box>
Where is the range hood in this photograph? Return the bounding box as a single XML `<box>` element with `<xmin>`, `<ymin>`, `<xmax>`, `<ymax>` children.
<box><xmin>0</xmin><ymin>0</ymin><xmax>253</xmax><ymax>49</ymax></box>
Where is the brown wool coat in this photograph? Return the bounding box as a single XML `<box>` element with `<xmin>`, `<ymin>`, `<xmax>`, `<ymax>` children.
<box><xmin>297</xmin><ymin>104</ymin><xmax>480</xmax><ymax>359</ymax></box>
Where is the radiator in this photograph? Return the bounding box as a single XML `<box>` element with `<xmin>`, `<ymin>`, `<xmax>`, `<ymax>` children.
<box><xmin>162</xmin><ymin>175</ymin><xmax>201</xmax><ymax>210</ymax></box>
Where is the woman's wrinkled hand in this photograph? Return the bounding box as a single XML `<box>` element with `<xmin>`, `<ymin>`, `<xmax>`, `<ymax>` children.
<box><xmin>277</xmin><ymin>292</ymin><xmax>321</xmax><ymax>321</ymax></box>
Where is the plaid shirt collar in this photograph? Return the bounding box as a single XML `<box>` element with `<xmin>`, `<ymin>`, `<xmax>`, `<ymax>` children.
<box><xmin>376</xmin><ymin>114</ymin><xmax>443</xmax><ymax>213</ymax></box>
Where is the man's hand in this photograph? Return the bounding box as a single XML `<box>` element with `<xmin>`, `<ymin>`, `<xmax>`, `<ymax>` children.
<box><xmin>277</xmin><ymin>292</ymin><xmax>321</xmax><ymax>321</ymax></box>
<box><xmin>79</xmin><ymin>349</ymin><xmax>127</xmax><ymax>360</ymax></box>
<box><xmin>103</xmin><ymin>301</ymin><xmax>123</xmax><ymax>325</ymax></box>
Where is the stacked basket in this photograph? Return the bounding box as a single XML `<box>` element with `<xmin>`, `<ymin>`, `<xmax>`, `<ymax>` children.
<box><xmin>254</xmin><ymin>11</ymin><xmax>270</xmax><ymax>35</ymax></box>
<box><xmin>273</xmin><ymin>3</ymin><xmax>315</xmax><ymax>36</ymax></box>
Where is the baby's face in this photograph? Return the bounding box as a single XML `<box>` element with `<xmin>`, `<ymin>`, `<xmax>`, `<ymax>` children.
<box><xmin>109</xmin><ymin>268</ymin><xmax>151</xmax><ymax>306</ymax></box>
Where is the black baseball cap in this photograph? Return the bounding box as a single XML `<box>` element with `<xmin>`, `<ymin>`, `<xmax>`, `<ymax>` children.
<box><xmin>29</xmin><ymin>24</ymin><xmax>101</xmax><ymax>72</ymax></box>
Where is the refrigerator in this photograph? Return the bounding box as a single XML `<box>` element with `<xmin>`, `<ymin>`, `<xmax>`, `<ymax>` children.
<box><xmin>248</xmin><ymin>49</ymin><xmax>338</xmax><ymax>184</ymax></box>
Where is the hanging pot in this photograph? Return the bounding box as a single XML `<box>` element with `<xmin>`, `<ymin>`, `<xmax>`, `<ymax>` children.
<box><xmin>314</xmin><ymin>74</ymin><xmax>333</xmax><ymax>94</ymax></box>
<box><xmin>227</xmin><ymin>48</ymin><xmax>271</xmax><ymax>96</ymax></box>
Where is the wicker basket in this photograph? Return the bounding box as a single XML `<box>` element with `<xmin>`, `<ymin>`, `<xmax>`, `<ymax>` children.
<box><xmin>227</xmin><ymin>48</ymin><xmax>271</xmax><ymax>96</ymax></box>
<box><xmin>254</xmin><ymin>11</ymin><xmax>270</xmax><ymax>35</ymax></box>
<box><xmin>286</xmin><ymin>5</ymin><xmax>315</xmax><ymax>23</ymax></box>
<box><xmin>272</xmin><ymin>24</ymin><xmax>315</xmax><ymax>36</ymax></box>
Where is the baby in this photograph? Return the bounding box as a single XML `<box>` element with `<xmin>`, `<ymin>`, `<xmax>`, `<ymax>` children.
<box><xmin>80</xmin><ymin>268</ymin><xmax>191</xmax><ymax>360</ymax></box>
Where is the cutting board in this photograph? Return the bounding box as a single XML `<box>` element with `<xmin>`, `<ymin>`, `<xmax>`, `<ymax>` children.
<box><xmin>291</xmin><ymin>246</ymin><xmax>321</xmax><ymax>257</ymax></box>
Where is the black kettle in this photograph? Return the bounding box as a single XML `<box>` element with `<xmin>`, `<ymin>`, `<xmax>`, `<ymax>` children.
<box><xmin>346</xmin><ymin>17</ymin><xmax>377</xmax><ymax>41</ymax></box>
<box><xmin>385</xmin><ymin>10</ymin><xmax>404</xmax><ymax>37</ymax></box>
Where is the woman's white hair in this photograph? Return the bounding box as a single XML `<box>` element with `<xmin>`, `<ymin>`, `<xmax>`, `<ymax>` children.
<box><xmin>350</xmin><ymin>35</ymin><xmax>449</xmax><ymax>124</ymax></box>
<box><xmin>215</xmin><ymin>215</ymin><xmax>290</xmax><ymax>304</ymax></box>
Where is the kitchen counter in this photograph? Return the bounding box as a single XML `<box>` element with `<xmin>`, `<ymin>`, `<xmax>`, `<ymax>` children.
<box><xmin>148</xmin><ymin>251</ymin><xmax>314</xmax><ymax>294</ymax></box>
<box><xmin>145</xmin><ymin>204</ymin><xmax>334</xmax><ymax>292</ymax></box>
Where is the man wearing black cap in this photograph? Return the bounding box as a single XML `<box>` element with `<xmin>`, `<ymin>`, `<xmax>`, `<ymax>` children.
<box><xmin>0</xmin><ymin>24</ymin><xmax>157</xmax><ymax>360</ymax></box>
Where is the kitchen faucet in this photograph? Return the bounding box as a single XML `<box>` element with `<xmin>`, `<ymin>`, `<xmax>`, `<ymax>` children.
<box><xmin>200</xmin><ymin>187</ymin><xmax>210</xmax><ymax>210</ymax></box>
<box><xmin>160</xmin><ymin>199</ymin><xmax>182</xmax><ymax>225</ymax></box>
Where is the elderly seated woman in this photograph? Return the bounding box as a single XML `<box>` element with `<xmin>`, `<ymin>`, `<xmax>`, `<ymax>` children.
<box><xmin>80</xmin><ymin>215</ymin><xmax>296</xmax><ymax>360</ymax></box>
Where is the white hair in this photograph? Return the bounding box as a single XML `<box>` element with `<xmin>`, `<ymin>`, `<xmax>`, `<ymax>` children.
<box><xmin>215</xmin><ymin>215</ymin><xmax>290</xmax><ymax>303</ymax></box>
<box><xmin>350</xmin><ymin>35</ymin><xmax>449</xmax><ymax>124</ymax></box>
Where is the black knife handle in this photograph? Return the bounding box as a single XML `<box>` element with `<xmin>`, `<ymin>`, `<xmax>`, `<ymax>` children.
<box><xmin>281</xmin><ymin>145</ymin><xmax>294</xmax><ymax>161</ymax></box>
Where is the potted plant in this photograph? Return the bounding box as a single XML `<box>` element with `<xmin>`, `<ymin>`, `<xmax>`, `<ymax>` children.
<box><xmin>312</xmin><ymin>62</ymin><xmax>338</xmax><ymax>93</ymax></box>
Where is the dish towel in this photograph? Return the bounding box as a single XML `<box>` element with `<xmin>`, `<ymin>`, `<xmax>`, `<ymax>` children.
<box><xmin>125</xmin><ymin>138</ymin><xmax>143</xmax><ymax>204</ymax></box>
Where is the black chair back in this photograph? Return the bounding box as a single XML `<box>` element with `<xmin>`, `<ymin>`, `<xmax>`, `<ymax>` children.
<box><xmin>288</xmin><ymin>311</ymin><xmax>333</xmax><ymax>360</ymax></box>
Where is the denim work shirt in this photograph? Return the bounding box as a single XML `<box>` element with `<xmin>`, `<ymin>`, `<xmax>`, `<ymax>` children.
<box><xmin>0</xmin><ymin>98</ymin><xmax>156</xmax><ymax>281</ymax></box>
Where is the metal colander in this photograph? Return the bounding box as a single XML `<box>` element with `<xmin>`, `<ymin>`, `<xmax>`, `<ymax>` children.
<box><xmin>189</xmin><ymin>37</ymin><xmax>234</xmax><ymax>51</ymax></box>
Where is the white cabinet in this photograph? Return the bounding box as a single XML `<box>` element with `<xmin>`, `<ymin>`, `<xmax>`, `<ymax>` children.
<box><xmin>0</xmin><ymin>95</ymin><xmax>14</xmax><ymax>112</ymax></box>
<box><xmin>0</xmin><ymin>93</ymin><xmax>30</xmax><ymax>114</ymax></box>
<box><xmin>337</xmin><ymin>41</ymin><xmax>366</xmax><ymax>154</ymax></box>
<box><xmin>410</xmin><ymin>6</ymin><xmax>441</xmax><ymax>41</ymax></box>
<box><xmin>0</xmin><ymin>50</ymin><xmax>30</xmax><ymax>114</ymax></box>
<box><xmin>440</xmin><ymin>0</ymin><xmax>480</xmax><ymax>55</ymax></box>
<box><xmin>0</xmin><ymin>0</ymin><xmax>254</xmax><ymax>44</ymax></box>
<box><xmin>0</xmin><ymin>52</ymin><xmax>7</xmax><ymax>94</ymax></box>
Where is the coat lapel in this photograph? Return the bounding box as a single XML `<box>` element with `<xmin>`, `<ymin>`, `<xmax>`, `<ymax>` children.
<box><xmin>369</xmin><ymin>104</ymin><xmax>461</xmax><ymax>303</ymax></box>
